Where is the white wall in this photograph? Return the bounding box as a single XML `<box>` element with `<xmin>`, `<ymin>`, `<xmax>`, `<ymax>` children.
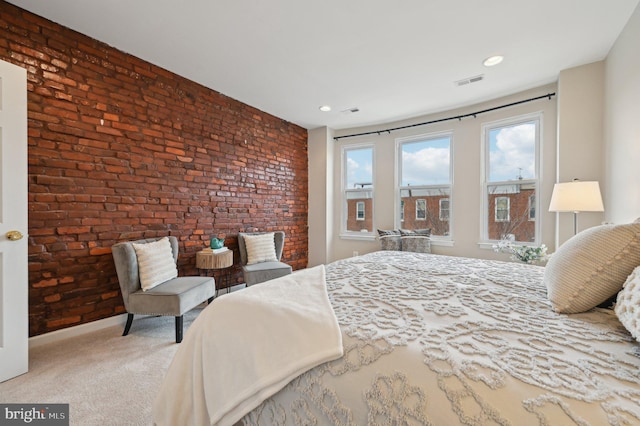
<box><xmin>307</xmin><ymin>126</ymin><xmax>334</xmax><ymax>266</ymax></box>
<box><xmin>555</xmin><ymin>61</ymin><xmax>605</xmax><ymax>246</ymax></box>
<box><xmin>327</xmin><ymin>84</ymin><xmax>558</xmax><ymax>261</ymax></box>
<box><xmin>605</xmin><ymin>3</ymin><xmax>640</xmax><ymax>224</ymax></box>
<box><xmin>308</xmin><ymin>2</ymin><xmax>640</xmax><ymax>263</ymax></box>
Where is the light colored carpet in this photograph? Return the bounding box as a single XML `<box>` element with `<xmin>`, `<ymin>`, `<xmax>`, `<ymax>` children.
<box><xmin>0</xmin><ymin>308</ymin><xmax>204</xmax><ymax>425</ymax></box>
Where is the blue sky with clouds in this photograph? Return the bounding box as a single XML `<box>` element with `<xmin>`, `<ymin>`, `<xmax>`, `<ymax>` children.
<box><xmin>346</xmin><ymin>148</ymin><xmax>373</xmax><ymax>188</ymax></box>
<box><xmin>346</xmin><ymin>121</ymin><xmax>535</xmax><ymax>187</ymax></box>
<box><xmin>401</xmin><ymin>137</ymin><xmax>450</xmax><ymax>186</ymax></box>
<box><xmin>489</xmin><ymin>122</ymin><xmax>536</xmax><ymax>182</ymax></box>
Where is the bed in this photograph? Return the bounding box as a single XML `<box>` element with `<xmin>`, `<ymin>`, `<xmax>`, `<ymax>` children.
<box><xmin>154</xmin><ymin>250</ymin><xmax>640</xmax><ymax>426</ymax></box>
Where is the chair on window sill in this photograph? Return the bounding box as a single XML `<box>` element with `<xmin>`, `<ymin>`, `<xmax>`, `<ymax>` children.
<box><xmin>111</xmin><ymin>236</ymin><xmax>215</xmax><ymax>343</ymax></box>
<box><xmin>238</xmin><ymin>231</ymin><xmax>292</xmax><ymax>286</ymax></box>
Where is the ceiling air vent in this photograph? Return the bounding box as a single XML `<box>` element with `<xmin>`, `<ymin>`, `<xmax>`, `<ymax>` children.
<box><xmin>455</xmin><ymin>74</ymin><xmax>484</xmax><ymax>87</ymax></box>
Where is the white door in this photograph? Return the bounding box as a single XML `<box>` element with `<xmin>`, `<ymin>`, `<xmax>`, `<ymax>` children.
<box><xmin>0</xmin><ymin>59</ymin><xmax>28</xmax><ymax>382</ymax></box>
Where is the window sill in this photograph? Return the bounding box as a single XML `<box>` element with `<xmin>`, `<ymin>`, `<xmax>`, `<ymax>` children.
<box><xmin>431</xmin><ymin>239</ymin><xmax>454</xmax><ymax>247</ymax></box>
<box><xmin>339</xmin><ymin>232</ymin><xmax>376</xmax><ymax>242</ymax></box>
<box><xmin>477</xmin><ymin>242</ymin><xmax>495</xmax><ymax>250</ymax></box>
<box><xmin>478</xmin><ymin>241</ymin><xmax>539</xmax><ymax>250</ymax></box>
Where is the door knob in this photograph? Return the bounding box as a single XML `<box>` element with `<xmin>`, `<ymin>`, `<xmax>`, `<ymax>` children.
<box><xmin>6</xmin><ymin>230</ymin><xmax>23</xmax><ymax>241</ymax></box>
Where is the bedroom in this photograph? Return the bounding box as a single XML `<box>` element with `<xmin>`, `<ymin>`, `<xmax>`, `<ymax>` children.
<box><xmin>1</xmin><ymin>0</ymin><xmax>640</xmax><ymax>424</ymax></box>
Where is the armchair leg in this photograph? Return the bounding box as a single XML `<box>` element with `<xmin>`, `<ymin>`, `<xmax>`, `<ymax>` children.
<box><xmin>175</xmin><ymin>316</ymin><xmax>183</xmax><ymax>343</ymax></box>
<box><xmin>123</xmin><ymin>313</ymin><xmax>134</xmax><ymax>336</ymax></box>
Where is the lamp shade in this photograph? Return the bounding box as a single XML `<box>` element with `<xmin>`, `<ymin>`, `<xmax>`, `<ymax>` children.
<box><xmin>549</xmin><ymin>181</ymin><xmax>604</xmax><ymax>213</ymax></box>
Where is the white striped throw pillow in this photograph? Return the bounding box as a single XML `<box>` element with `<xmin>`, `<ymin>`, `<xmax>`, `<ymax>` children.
<box><xmin>244</xmin><ymin>233</ymin><xmax>277</xmax><ymax>265</ymax></box>
<box><xmin>132</xmin><ymin>237</ymin><xmax>178</xmax><ymax>291</ymax></box>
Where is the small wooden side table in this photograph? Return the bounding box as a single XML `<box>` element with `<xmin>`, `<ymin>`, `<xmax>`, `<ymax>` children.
<box><xmin>196</xmin><ymin>249</ymin><xmax>234</xmax><ymax>295</ymax></box>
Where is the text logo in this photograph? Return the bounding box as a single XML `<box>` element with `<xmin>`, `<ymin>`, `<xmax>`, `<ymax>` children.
<box><xmin>0</xmin><ymin>404</ymin><xmax>68</xmax><ymax>426</ymax></box>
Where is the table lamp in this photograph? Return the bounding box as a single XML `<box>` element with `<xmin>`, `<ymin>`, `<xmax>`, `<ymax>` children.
<box><xmin>549</xmin><ymin>179</ymin><xmax>604</xmax><ymax>235</ymax></box>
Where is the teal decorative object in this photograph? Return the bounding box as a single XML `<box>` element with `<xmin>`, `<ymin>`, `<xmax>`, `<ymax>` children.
<box><xmin>210</xmin><ymin>237</ymin><xmax>225</xmax><ymax>249</ymax></box>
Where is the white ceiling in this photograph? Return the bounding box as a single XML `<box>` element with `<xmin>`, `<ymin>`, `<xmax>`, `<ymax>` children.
<box><xmin>7</xmin><ymin>0</ymin><xmax>640</xmax><ymax>130</ymax></box>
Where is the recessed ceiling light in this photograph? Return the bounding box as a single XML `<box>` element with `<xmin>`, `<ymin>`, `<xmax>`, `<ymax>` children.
<box><xmin>319</xmin><ymin>105</ymin><xmax>331</xmax><ymax>112</ymax></box>
<box><xmin>483</xmin><ymin>55</ymin><xmax>504</xmax><ymax>67</ymax></box>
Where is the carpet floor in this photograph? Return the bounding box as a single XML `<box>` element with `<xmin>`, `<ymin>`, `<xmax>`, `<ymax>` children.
<box><xmin>0</xmin><ymin>308</ymin><xmax>204</xmax><ymax>425</ymax></box>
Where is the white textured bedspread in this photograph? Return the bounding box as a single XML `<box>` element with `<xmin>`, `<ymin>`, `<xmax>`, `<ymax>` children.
<box><xmin>152</xmin><ymin>265</ymin><xmax>343</xmax><ymax>426</ymax></box>
<box><xmin>239</xmin><ymin>251</ymin><xmax>640</xmax><ymax>425</ymax></box>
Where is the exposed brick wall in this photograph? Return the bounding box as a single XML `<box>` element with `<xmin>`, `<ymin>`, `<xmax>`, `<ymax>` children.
<box><xmin>0</xmin><ymin>1</ymin><xmax>309</xmax><ymax>336</ymax></box>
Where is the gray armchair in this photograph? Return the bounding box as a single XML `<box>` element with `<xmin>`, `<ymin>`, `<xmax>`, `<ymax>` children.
<box><xmin>111</xmin><ymin>236</ymin><xmax>215</xmax><ymax>343</ymax></box>
<box><xmin>238</xmin><ymin>231</ymin><xmax>292</xmax><ymax>286</ymax></box>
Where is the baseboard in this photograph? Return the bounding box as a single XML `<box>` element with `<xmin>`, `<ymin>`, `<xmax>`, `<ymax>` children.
<box><xmin>28</xmin><ymin>284</ymin><xmax>247</xmax><ymax>349</ymax></box>
<box><xmin>29</xmin><ymin>313</ymin><xmax>128</xmax><ymax>349</ymax></box>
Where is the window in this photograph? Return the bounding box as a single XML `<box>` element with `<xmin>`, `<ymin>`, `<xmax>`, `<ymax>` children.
<box><xmin>528</xmin><ymin>194</ymin><xmax>536</xmax><ymax>221</ymax></box>
<box><xmin>439</xmin><ymin>198</ymin><xmax>450</xmax><ymax>221</ymax></box>
<box><xmin>356</xmin><ymin>202</ymin><xmax>365</xmax><ymax>221</ymax></box>
<box><xmin>343</xmin><ymin>145</ymin><xmax>374</xmax><ymax>235</ymax></box>
<box><xmin>416</xmin><ymin>199</ymin><xmax>426</xmax><ymax>220</ymax></box>
<box><xmin>482</xmin><ymin>114</ymin><xmax>540</xmax><ymax>243</ymax></box>
<box><xmin>397</xmin><ymin>133</ymin><xmax>452</xmax><ymax>237</ymax></box>
<box><xmin>495</xmin><ymin>197</ymin><xmax>510</xmax><ymax>221</ymax></box>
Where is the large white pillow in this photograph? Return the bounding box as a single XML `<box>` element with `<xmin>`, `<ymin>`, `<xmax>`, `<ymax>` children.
<box><xmin>615</xmin><ymin>265</ymin><xmax>640</xmax><ymax>341</ymax></box>
<box><xmin>132</xmin><ymin>237</ymin><xmax>178</xmax><ymax>291</ymax></box>
<box><xmin>244</xmin><ymin>233</ymin><xmax>277</xmax><ymax>265</ymax></box>
<box><xmin>544</xmin><ymin>222</ymin><xmax>640</xmax><ymax>313</ymax></box>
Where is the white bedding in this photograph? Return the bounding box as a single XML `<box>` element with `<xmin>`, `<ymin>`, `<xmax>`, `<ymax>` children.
<box><xmin>157</xmin><ymin>251</ymin><xmax>640</xmax><ymax>425</ymax></box>
<box><xmin>153</xmin><ymin>265</ymin><xmax>343</xmax><ymax>426</ymax></box>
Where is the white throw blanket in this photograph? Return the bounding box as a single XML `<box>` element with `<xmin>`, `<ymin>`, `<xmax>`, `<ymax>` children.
<box><xmin>152</xmin><ymin>265</ymin><xmax>343</xmax><ymax>426</ymax></box>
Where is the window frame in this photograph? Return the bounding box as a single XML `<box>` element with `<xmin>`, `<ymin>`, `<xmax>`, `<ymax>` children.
<box><xmin>480</xmin><ymin>113</ymin><xmax>541</xmax><ymax>245</ymax></box>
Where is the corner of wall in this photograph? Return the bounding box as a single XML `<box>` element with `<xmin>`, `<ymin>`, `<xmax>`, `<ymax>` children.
<box><xmin>604</xmin><ymin>3</ymin><xmax>640</xmax><ymax>224</ymax></box>
<box><xmin>555</xmin><ymin>61</ymin><xmax>605</xmax><ymax>246</ymax></box>
<box><xmin>308</xmin><ymin>127</ymin><xmax>334</xmax><ymax>266</ymax></box>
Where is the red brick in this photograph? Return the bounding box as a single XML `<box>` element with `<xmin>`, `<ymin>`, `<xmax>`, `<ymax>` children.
<box><xmin>2</xmin><ymin>1</ymin><xmax>308</xmax><ymax>337</ymax></box>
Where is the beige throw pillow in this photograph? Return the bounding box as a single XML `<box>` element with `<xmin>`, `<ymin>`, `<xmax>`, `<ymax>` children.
<box><xmin>615</xmin><ymin>265</ymin><xmax>640</xmax><ymax>341</ymax></box>
<box><xmin>544</xmin><ymin>222</ymin><xmax>640</xmax><ymax>313</ymax></box>
<box><xmin>132</xmin><ymin>237</ymin><xmax>178</xmax><ymax>291</ymax></box>
<box><xmin>244</xmin><ymin>233</ymin><xmax>277</xmax><ymax>265</ymax></box>
<box><xmin>399</xmin><ymin>229</ymin><xmax>432</xmax><ymax>253</ymax></box>
<box><xmin>377</xmin><ymin>229</ymin><xmax>401</xmax><ymax>251</ymax></box>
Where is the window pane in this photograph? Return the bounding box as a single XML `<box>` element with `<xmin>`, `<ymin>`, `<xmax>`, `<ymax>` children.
<box><xmin>495</xmin><ymin>197</ymin><xmax>510</xmax><ymax>221</ymax></box>
<box><xmin>346</xmin><ymin>193</ymin><xmax>372</xmax><ymax>232</ymax></box>
<box><xmin>400</xmin><ymin>187</ymin><xmax>450</xmax><ymax>236</ymax></box>
<box><xmin>528</xmin><ymin>194</ymin><xmax>536</xmax><ymax>220</ymax></box>
<box><xmin>487</xmin><ymin>184</ymin><xmax>536</xmax><ymax>242</ymax></box>
<box><xmin>343</xmin><ymin>145</ymin><xmax>374</xmax><ymax>235</ymax></box>
<box><xmin>356</xmin><ymin>202</ymin><xmax>365</xmax><ymax>220</ymax></box>
<box><xmin>401</xmin><ymin>137</ymin><xmax>450</xmax><ymax>186</ymax></box>
<box><xmin>346</xmin><ymin>190</ymin><xmax>372</xmax><ymax>200</ymax></box>
<box><xmin>439</xmin><ymin>198</ymin><xmax>450</xmax><ymax>221</ymax></box>
<box><xmin>416</xmin><ymin>199</ymin><xmax>426</xmax><ymax>219</ymax></box>
<box><xmin>346</xmin><ymin>147</ymin><xmax>373</xmax><ymax>189</ymax></box>
<box><xmin>488</xmin><ymin>122</ymin><xmax>536</xmax><ymax>182</ymax></box>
